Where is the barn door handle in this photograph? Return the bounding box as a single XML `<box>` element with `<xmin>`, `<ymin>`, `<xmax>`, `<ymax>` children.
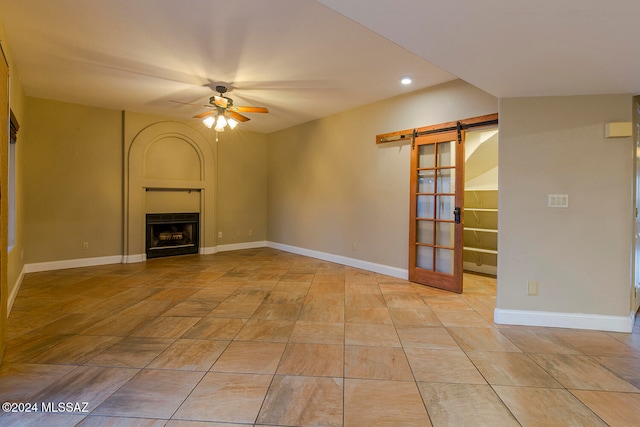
<box><xmin>453</xmin><ymin>207</ymin><xmax>461</xmax><ymax>224</ymax></box>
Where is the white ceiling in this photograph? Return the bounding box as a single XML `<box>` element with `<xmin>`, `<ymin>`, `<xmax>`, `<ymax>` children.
<box><xmin>319</xmin><ymin>0</ymin><xmax>640</xmax><ymax>98</ymax></box>
<box><xmin>1</xmin><ymin>0</ymin><xmax>638</xmax><ymax>133</ymax></box>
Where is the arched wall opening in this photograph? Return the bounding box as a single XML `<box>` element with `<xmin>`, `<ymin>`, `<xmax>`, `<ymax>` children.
<box><xmin>124</xmin><ymin>120</ymin><xmax>217</xmax><ymax>261</ymax></box>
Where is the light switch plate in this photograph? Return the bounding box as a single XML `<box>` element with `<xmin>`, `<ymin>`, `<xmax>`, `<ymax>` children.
<box><xmin>548</xmin><ymin>194</ymin><xmax>569</xmax><ymax>208</ymax></box>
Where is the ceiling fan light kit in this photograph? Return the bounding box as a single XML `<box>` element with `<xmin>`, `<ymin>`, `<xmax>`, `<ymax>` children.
<box><xmin>214</xmin><ymin>115</ymin><xmax>227</xmax><ymax>132</ymax></box>
<box><xmin>203</xmin><ymin>115</ymin><xmax>215</xmax><ymax>128</ymax></box>
<box><xmin>176</xmin><ymin>85</ymin><xmax>269</xmax><ymax>133</ymax></box>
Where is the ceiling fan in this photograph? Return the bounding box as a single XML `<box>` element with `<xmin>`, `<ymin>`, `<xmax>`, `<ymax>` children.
<box><xmin>173</xmin><ymin>85</ymin><xmax>268</xmax><ymax>131</ymax></box>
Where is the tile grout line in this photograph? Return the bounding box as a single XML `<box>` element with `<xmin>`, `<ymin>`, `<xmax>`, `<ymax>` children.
<box><xmin>384</xmin><ymin>278</ymin><xmax>436</xmax><ymax>427</ymax></box>
<box><xmin>251</xmin><ymin>260</ymin><xmax>314</xmax><ymax>426</ymax></box>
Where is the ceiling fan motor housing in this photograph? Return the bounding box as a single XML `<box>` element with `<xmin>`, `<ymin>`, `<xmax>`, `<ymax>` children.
<box><xmin>209</xmin><ymin>95</ymin><xmax>233</xmax><ymax>107</ymax></box>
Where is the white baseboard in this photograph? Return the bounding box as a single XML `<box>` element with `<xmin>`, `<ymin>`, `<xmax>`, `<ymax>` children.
<box><xmin>494</xmin><ymin>308</ymin><xmax>635</xmax><ymax>333</ymax></box>
<box><xmin>123</xmin><ymin>254</ymin><xmax>145</xmax><ymax>264</ymax></box>
<box><xmin>267</xmin><ymin>241</ymin><xmax>408</xmax><ymax>280</ymax></box>
<box><xmin>25</xmin><ymin>255</ymin><xmax>125</xmax><ymax>273</ymax></box>
<box><xmin>21</xmin><ymin>241</ymin><xmax>405</xmax><ymax>282</ymax></box>
<box><xmin>217</xmin><ymin>241</ymin><xmax>268</xmax><ymax>252</ymax></box>
<box><xmin>200</xmin><ymin>246</ymin><xmax>217</xmax><ymax>255</ymax></box>
<box><xmin>26</xmin><ymin>242</ymin><xmax>269</xmax><ymax>270</ymax></box>
<box><xmin>7</xmin><ymin>265</ymin><xmax>26</xmax><ymax>317</ymax></box>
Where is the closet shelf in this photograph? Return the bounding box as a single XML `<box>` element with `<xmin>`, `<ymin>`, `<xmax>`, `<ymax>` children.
<box><xmin>465</xmin><ymin>227</ymin><xmax>498</xmax><ymax>233</ymax></box>
<box><xmin>464</xmin><ymin>246</ymin><xmax>498</xmax><ymax>255</ymax></box>
<box><xmin>465</xmin><ymin>208</ymin><xmax>498</xmax><ymax>212</ymax></box>
<box><xmin>464</xmin><ymin>188</ymin><xmax>498</xmax><ymax>274</ymax></box>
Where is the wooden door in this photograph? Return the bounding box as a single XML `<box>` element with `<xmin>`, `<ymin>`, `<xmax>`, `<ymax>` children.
<box><xmin>409</xmin><ymin>130</ymin><xmax>464</xmax><ymax>293</ymax></box>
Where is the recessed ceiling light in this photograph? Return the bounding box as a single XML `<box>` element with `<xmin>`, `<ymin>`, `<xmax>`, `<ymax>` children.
<box><xmin>400</xmin><ymin>77</ymin><xmax>412</xmax><ymax>85</ymax></box>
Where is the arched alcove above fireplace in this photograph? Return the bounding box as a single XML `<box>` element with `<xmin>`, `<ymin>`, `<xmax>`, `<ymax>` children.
<box><xmin>124</xmin><ymin>119</ymin><xmax>216</xmax><ymax>262</ymax></box>
<box><xmin>144</xmin><ymin>135</ymin><xmax>202</xmax><ymax>181</ymax></box>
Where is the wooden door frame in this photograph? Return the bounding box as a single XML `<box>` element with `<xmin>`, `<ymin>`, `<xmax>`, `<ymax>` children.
<box><xmin>0</xmin><ymin>42</ymin><xmax>9</xmax><ymax>363</ymax></box>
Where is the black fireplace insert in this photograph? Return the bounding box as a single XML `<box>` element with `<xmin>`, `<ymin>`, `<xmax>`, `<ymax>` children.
<box><xmin>146</xmin><ymin>213</ymin><xmax>199</xmax><ymax>259</ymax></box>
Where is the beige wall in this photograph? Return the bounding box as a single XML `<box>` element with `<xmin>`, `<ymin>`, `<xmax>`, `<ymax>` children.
<box><xmin>267</xmin><ymin>80</ymin><xmax>498</xmax><ymax>269</ymax></box>
<box><xmin>217</xmin><ymin>130</ymin><xmax>268</xmax><ymax>244</ymax></box>
<box><xmin>23</xmin><ymin>98</ymin><xmax>123</xmax><ymax>262</ymax></box>
<box><xmin>498</xmin><ymin>95</ymin><xmax>634</xmax><ymax>317</ymax></box>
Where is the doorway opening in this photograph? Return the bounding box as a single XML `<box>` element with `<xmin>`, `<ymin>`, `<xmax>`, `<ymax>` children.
<box><xmin>463</xmin><ymin>126</ymin><xmax>499</xmax><ymax>276</ymax></box>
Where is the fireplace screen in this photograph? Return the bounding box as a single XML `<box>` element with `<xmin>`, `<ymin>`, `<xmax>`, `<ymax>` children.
<box><xmin>146</xmin><ymin>213</ymin><xmax>199</xmax><ymax>259</ymax></box>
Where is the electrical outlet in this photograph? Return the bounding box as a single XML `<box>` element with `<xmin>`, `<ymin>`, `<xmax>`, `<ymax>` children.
<box><xmin>352</xmin><ymin>242</ymin><xmax>357</xmax><ymax>251</ymax></box>
<box><xmin>82</xmin><ymin>242</ymin><xmax>89</xmax><ymax>250</ymax></box>
<box><xmin>218</xmin><ymin>232</ymin><xmax>223</xmax><ymax>238</ymax></box>
<box><xmin>527</xmin><ymin>280</ymin><xmax>538</xmax><ymax>296</ymax></box>
<box><xmin>248</xmin><ymin>229</ymin><xmax>253</xmax><ymax>236</ymax></box>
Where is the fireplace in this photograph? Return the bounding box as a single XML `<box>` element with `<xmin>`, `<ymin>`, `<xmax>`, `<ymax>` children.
<box><xmin>146</xmin><ymin>213</ymin><xmax>199</xmax><ymax>259</ymax></box>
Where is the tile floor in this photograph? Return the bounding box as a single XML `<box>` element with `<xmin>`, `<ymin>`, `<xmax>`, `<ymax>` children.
<box><xmin>1</xmin><ymin>247</ymin><xmax>639</xmax><ymax>426</ymax></box>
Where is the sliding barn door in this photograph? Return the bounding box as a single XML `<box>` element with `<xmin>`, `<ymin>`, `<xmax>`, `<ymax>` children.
<box><xmin>409</xmin><ymin>130</ymin><xmax>464</xmax><ymax>293</ymax></box>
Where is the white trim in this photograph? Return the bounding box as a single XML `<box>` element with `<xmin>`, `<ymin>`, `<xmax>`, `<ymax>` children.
<box><xmin>24</xmin><ymin>242</ymin><xmax>269</xmax><ymax>271</ymax></box>
<box><xmin>25</xmin><ymin>255</ymin><xmax>124</xmax><ymax>273</ymax></box>
<box><xmin>217</xmin><ymin>241</ymin><xmax>267</xmax><ymax>253</ymax></box>
<box><xmin>7</xmin><ymin>265</ymin><xmax>26</xmax><ymax>317</ymax></box>
<box><xmin>123</xmin><ymin>254</ymin><xmax>146</xmax><ymax>264</ymax></box>
<box><xmin>494</xmin><ymin>308</ymin><xmax>635</xmax><ymax>333</ymax></box>
<box><xmin>200</xmin><ymin>246</ymin><xmax>217</xmax><ymax>255</ymax></box>
<box><xmin>267</xmin><ymin>241</ymin><xmax>408</xmax><ymax>280</ymax></box>
<box><xmin>20</xmin><ymin>240</ymin><xmax>407</xmax><ymax>283</ymax></box>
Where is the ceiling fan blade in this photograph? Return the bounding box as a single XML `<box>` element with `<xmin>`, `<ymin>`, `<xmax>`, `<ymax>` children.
<box><xmin>232</xmin><ymin>106</ymin><xmax>269</xmax><ymax>114</ymax></box>
<box><xmin>213</xmin><ymin>96</ymin><xmax>228</xmax><ymax>109</ymax></box>
<box><xmin>171</xmin><ymin>100</ymin><xmax>209</xmax><ymax>108</ymax></box>
<box><xmin>227</xmin><ymin>111</ymin><xmax>251</xmax><ymax>122</ymax></box>
<box><xmin>193</xmin><ymin>110</ymin><xmax>215</xmax><ymax>119</ymax></box>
